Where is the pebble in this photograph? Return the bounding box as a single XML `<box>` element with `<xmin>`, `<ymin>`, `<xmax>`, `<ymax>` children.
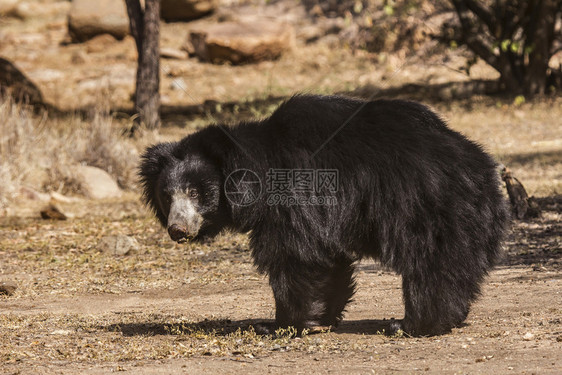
<box><xmin>0</xmin><ymin>281</ymin><xmax>17</xmax><ymax>296</ymax></box>
<box><xmin>50</xmin><ymin>329</ymin><xmax>72</xmax><ymax>335</ymax></box>
<box><xmin>98</xmin><ymin>235</ymin><xmax>139</xmax><ymax>256</ymax></box>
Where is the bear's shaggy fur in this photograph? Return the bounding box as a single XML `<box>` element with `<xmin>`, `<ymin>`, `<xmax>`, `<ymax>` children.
<box><xmin>140</xmin><ymin>95</ymin><xmax>509</xmax><ymax>336</ymax></box>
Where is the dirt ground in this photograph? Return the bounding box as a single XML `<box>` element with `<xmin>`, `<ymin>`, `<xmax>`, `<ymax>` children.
<box><xmin>1</xmin><ymin>1</ymin><xmax>561</xmax><ymax>374</ymax></box>
<box><xmin>0</xmin><ymin>191</ymin><xmax>560</xmax><ymax>374</ymax></box>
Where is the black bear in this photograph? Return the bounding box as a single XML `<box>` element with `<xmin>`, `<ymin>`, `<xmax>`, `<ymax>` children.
<box><xmin>139</xmin><ymin>95</ymin><xmax>509</xmax><ymax>336</ymax></box>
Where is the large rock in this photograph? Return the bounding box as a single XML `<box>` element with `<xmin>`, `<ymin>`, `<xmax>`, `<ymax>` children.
<box><xmin>0</xmin><ymin>57</ymin><xmax>43</xmax><ymax>104</ymax></box>
<box><xmin>12</xmin><ymin>1</ymin><xmax>71</xmax><ymax>20</ymax></box>
<box><xmin>0</xmin><ymin>0</ymin><xmax>17</xmax><ymax>15</ymax></box>
<box><xmin>74</xmin><ymin>165</ymin><xmax>122</xmax><ymax>199</ymax></box>
<box><xmin>68</xmin><ymin>0</ymin><xmax>129</xmax><ymax>43</ymax></box>
<box><xmin>187</xmin><ymin>20</ymin><xmax>294</xmax><ymax>64</ymax></box>
<box><xmin>161</xmin><ymin>0</ymin><xmax>217</xmax><ymax>22</ymax></box>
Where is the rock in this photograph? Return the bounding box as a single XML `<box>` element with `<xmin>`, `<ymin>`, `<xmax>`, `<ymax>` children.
<box><xmin>74</xmin><ymin>165</ymin><xmax>122</xmax><ymax>199</ymax></box>
<box><xmin>71</xmin><ymin>49</ymin><xmax>88</xmax><ymax>64</ymax></box>
<box><xmin>0</xmin><ymin>281</ymin><xmax>17</xmax><ymax>296</ymax></box>
<box><xmin>0</xmin><ymin>0</ymin><xmax>17</xmax><ymax>16</ymax></box>
<box><xmin>50</xmin><ymin>329</ymin><xmax>73</xmax><ymax>335</ymax></box>
<box><xmin>98</xmin><ymin>235</ymin><xmax>139</xmax><ymax>256</ymax></box>
<box><xmin>0</xmin><ymin>57</ymin><xmax>43</xmax><ymax>104</ymax></box>
<box><xmin>187</xmin><ymin>20</ymin><xmax>294</xmax><ymax>64</ymax></box>
<box><xmin>160</xmin><ymin>47</ymin><xmax>188</xmax><ymax>60</ymax></box>
<box><xmin>522</xmin><ymin>332</ymin><xmax>535</xmax><ymax>341</ymax></box>
<box><xmin>13</xmin><ymin>1</ymin><xmax>71</xmax><ymax>20</ymax></box>
<box><xmin>161</xmin><ymin>0</ymin><xmax>217</xmax><ymax>22</ymax></box>
<box><xmin>68</xmin><ymin>0</ymin><xmax>129</xmax><ymax>43</ymax></box>
<box><xmin>40</xmin><ymin>204</ymin><xmax>68</xmax><ymax>220</ymax></box>
<box><xmin>85</xmin><ymin>34</ymin><xmax>118</xmax><ymax>53</ymax></box>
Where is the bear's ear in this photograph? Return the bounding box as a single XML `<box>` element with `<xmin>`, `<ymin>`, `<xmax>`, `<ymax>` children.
<box><xmin>139</xmin><ymin>142</ymin><xmax>177</xmax><ymax>225</ymax></box>
<box><xmin>175</xmin><ymin>125</ymin><xmax>232</xmax><ymax>169</ymax></box>
<box><xmin>139</xmin><ymin>142</ymin><xmax>177</xmax><ymax>178</ymax></box>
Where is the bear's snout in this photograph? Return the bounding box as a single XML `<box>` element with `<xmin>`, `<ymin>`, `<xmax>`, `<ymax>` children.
<box><xmin>166</xmin><ymin>192</ymin><xmax>203</xmax><ymax>242</ymax></box>
<box><xmin>168</xmin><ymin>224</ymin><xmax>189</xmax><ymax>243</ymax></box>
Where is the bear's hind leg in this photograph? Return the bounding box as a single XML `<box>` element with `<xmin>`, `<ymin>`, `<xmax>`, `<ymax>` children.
<box><xmin>321</xmin><ymin>258</ymin><xmax>356</xmax><ymax>327</ymax></box>
<box><xmin>398</xmin><ymin>267</ymin><xmax>483</xmax><ymax>336</ymax></box>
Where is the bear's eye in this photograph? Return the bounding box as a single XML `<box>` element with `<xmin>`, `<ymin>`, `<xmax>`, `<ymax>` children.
<box><xmin>188</xmin><ymin>190</ymin><xmax>199</xmax><ymax>199</ymax></box>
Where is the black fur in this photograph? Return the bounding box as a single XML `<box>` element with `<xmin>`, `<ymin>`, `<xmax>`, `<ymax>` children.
<box><xmin>139</xmin><ymin>94</ymin><xmax>510</xmax><ymax>336</ymax></box>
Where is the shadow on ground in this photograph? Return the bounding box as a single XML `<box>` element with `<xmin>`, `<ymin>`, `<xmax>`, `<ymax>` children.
<box><xmin>103</xmin><ymin>318</ymin><xmax>401</xmax><ymax>337</ymax></box>
<box><xmin>499</xmin><ymin>150</ymin><xmax>562</xmax><ymax>168</ymax></box>
<box><xmin>500</xmin><ymin>195</ymin><xmax>561</xmax><ymax>270</ymax></box>
<box><xmin>42</xmin><ymin>79</ymin><xmax>508</xmax><ymax>125</ymax></box>
<box><xmin>104</xmin><ymin>318</ymin><xmax>260</xmax><ymax>337</ymax></box>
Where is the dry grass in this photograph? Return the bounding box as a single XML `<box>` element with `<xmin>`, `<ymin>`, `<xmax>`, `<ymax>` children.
<box><xmin>0</xmin><ymin>98</ymin><xmax>37</xmax><ymax>207</ymax></box>
<box><xmin>0</xmin><ymin>97</ymin><xmax>138</xmax><ymax>209</ymax></box>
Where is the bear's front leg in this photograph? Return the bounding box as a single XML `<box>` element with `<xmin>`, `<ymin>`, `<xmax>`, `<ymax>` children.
<box><xmin>256</xmin><ymin>258</ymin><xmax>355</xmax><ymax>335</ymax></box>
<box><xmin>267</xmin><ymin>264</ymin><xmax>327</xmax><ymax>334</ymax></box>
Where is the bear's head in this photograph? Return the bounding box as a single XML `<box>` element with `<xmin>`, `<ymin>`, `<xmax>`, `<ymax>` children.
<box><xmin>139</xmin><ymin>141</ymin><xmax>229</xmax><ymax>243</ymax></box>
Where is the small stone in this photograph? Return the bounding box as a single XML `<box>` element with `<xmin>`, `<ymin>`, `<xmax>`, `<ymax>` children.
<box><xmin>99</xmin><ymin>235</ymin><xmax>139</xmax><ymax>256</ymax></box>
<box><xmin>50</xmin><ymin>329</ymin><xmax>72</xmax><ymax>335</ymax></box>
<box><xmin>522</xmin><ymin>332</ymin><xmax>534</xmax><ymax>341</ymax></box>
<box><xmin>0</xmin><ymin>281</ymin><xmax>17</xmax><ymax>296</ymax></box>
<box><xmin>40</xmin><ymin>204</ymin><xmax>68</xmax><ymax>220</ymax></box>
<box><xmin>160</xmin><ymin>47</ymin><xmax>188</xmax><ymax>60</ymax></box>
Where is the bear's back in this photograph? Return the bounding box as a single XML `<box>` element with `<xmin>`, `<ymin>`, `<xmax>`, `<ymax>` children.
<box><xmin>260</xmin><ymin>95</ymin><xmax>478</xmax><ymax>169</ymax></box>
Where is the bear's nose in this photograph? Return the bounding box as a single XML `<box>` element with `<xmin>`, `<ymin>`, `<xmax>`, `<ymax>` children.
<box><xmin>168</xmin><ymin>224</ymin><xmax>188</xmax><ymax>243</ymax></box>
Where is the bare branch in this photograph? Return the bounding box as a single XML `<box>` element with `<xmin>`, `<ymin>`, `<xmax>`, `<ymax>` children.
<box><xmin>464</xmin><ymin>35</ymin><xmax>500</xmax><ymax>70</ymax></box>
<box><xmin>462</xmin><ymin>0</ymin><xmax>495</xmax><ymax>31</ymax></box>
<box><xmin>450</xmin><ymin>0</ymin><xmax>500</xmax><ymax>70</ymax></box>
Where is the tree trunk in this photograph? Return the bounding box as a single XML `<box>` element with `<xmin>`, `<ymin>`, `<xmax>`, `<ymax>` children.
<box><xmin>125</xmin><ymin>0</ymin><xmax>161</xmax><ymax>132</ymax></box>
<box><xmin>523</xmin><ymin>0</ymin><xmax>557</xmax><ymax>95</ymax></box>
<box><xmin>448</xmin><ymin>0</ymin><xmax>561</xmax><ymax>96</ymax></box>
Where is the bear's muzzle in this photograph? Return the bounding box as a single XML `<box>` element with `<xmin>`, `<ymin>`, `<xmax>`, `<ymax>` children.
<box><xmin>167</xmin><ymin>191</ymin><xmax>203</xmax><ymax>243</ymax></box>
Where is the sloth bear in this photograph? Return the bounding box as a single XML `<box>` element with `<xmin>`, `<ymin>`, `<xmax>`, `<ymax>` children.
<box><xmin>140</xmin><ymin>95</ymin><xmax>509</xmax><ymax>336</ymax></box>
